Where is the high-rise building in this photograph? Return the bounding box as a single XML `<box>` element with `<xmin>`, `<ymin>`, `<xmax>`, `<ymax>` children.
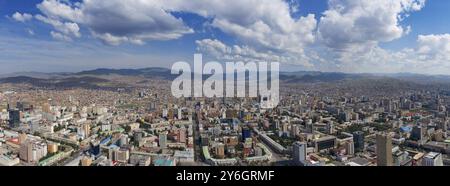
<box><xmin>215</xmin><ymin>143</ymin><xmax>225</xmax><ymax>159</ymax></box>
<box><xmin>81</xmin><ymin>156</ymin><xmax>92</xmax><ymax>166</ymax></box>
<box><xmin>119</xmin><ymin>135</ymin><xmax>128</xmax><ymax>147</ymax></box>
<box><xmin>346</xmin><ymin>140</ymin><xmax>355</xmax><ymax>156</ymax></box>
<box><xmin>130</xmin><ymin>154</ymin><xmax>151</xmax><ymax>166</ymax></box>
<box><xmin>314</xmin><ymin>136</ymin><xmax>336</xmax><ymax>152</ymax></box>
<box><xmin>291</xmin><ymin>124</ymin><xmax>300</xmax><ymax>137</ymax></box>
<box><xmin>42</xmin><ymin>103</ymin><xmax>51</xmax><ymax>113</ymax></box>
<box><xmin>422</xmin><ymin>152</ymin><xmax>443</xmax><ymax>166</ymax></box>
<box><xmin>19</xmin><ymin>140</ymin><xmax>47</xmax><ymax>163</ymax></box>
<box><xmin>149</xmin><ymin>102</ymin><xmax>157</xmax><ymax>112</ymax></box>
<box><xmin>376</xmin><ymin>133</ymin><xmax>393</xmax><ymax>166</ymax></box>
<box><xmin>19</xmin><ymin>141</ymin><xmax>33</xmax><ymax>163</ymax></box>
<box><xmin>275</xmin><ymin>120</ymin><xmax>280</xmax><ymax>130</ymax></box>
<box><xmin>178</xmin><ymin>108</ymin><xmax>182</xmax><ymax>120</ymax></box>
<box><xmin>159</xmin><ymin>132</ymin><xmax>167</xmax><ymax>148</ymax></box>
<box><xmin>8</xmin><ymin>109</ymin><xmax>20</xmax><ymax>128</ymax></box>
<box><xmin>78</xmin><ymin>123</ymin><xmax>91</xmax><ymax>139</ymax></box>
<box><xmin>293</xmin><ymin>141</ymin><xmax>307</xmax><ymax>165</ymax></box>
<box><xmin>411</xmin><ymin>126</ymin><xmax>424</xmax><ymax>141</ymax></box>
<box><xmin>47</xmin><ymin>143</ymin><xmax>58</xmax><ymax>154</ymax></box>
<box><xmin>115</xmin><ymin>148</ymin><xmax>130</xmax><ymax>163</ymax></box>
<box><xmin>326</xmin><ymin>122</ymin><xmax>335</xmax><ymax>134</ymax></box>
<box><xmin>162</xmin><ymin>108</ymin><xmax>168</xmax><ymax>118</ymax></box>
<box><xmin>282</xmin><ymin>123</ymin><xmax>289</xmax><ymax>135</ymax></box>
<box><xmin>201</xmin><ymin>134</ymin><xmax>209</xmax><ymax>146</ymax></box>
<box><xmin>134</xmin><ymin>131</ymin><xmax>144</xmax><ymax>143</ymax></box>
<box><xmin>82</xmin><ymin>123</ymin><xmax>91</xmax><ymax>138</ymax></box>
<box><xmin>108</xmin><ymin>146</ymin><xmax>120</xmax><ymax>161</ymax></box>
<box><xmin>307</xmin><ymin>119</ymin><xmax>314</xmax><ymax>133</ymax></box>
<box><xmin>90</xmin><ymin>143</ymin><xmax>101</xmax><ymax>156</ymax></box>
<box><xmin>29</xmin><ymin>120</ymin><xmax>40</xmax><ymax>133</ymax></box>
<box><xmin>17</xmin><ymin>101</ymin><xmax>31</xmax><ymax>111</ymax></box>
<box><xmin>138</xmin><ymin>91</ymin><xmax>145</xmax><ymax>98</ymax></box>
<box><xmin>168</xmin><ymin>109</ymin><xmax>174</xmax><ymax>120</ymax></box>
<box><xmin>178</xmin><ymin>128</ymin><xmax>186</xmax><ymax>143</ymax></box>
<box><xmin>353</xmin><ymin>131</ymin><xmax>365</xmax><ymax>152</ymax></box>
<box><xmin>18</xmin><ymin>133</ymin><xmax>27</xmax><ymax>144</ymax></box>
<box><xmin>241</xmin><ymin>127</ymin><xmax>251</xmax><ymax>142</ymax></box>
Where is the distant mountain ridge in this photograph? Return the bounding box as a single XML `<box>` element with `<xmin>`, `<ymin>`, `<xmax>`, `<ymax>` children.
<box><xmin>280</xmin><ymin>71</ymin><xmax>362</xmax><ymax>83</ymax></box>
<box><xmin>2</xmin><ymin>67</ymin><xmax>450</xmax><ymax>86</ymax></box>
<box><xmin>75</xmin><ymin>68</ymin><xmax>363</xmax><ymax>83</ymax></box>
<box><xmin>0</xmin><ymin>76</ymin><xmax>121</xmax><ymax>90</ymax></box>
<box><xmin>76</xmin><ymin>67</ymin><xmax>176</xmax><ymax>80</ymax></box>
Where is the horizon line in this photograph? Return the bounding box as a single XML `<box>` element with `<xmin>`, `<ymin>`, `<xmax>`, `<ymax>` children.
<box><xmin>1</xmin><ymin>67</ymin><xmax>449</xmax><ymax>77</ymax></box>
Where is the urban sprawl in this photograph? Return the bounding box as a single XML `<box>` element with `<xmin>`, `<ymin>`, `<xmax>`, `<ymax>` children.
<box><xmin>0</xmin><ymin>77</ymin><xmax>449</xmax><ymax>167</ymax></box>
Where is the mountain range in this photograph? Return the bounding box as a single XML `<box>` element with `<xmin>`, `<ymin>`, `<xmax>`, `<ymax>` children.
<box><xmin>2</xmin><ymin>67</ymin><xmax>450</xmax><ymax>90</ymax></box>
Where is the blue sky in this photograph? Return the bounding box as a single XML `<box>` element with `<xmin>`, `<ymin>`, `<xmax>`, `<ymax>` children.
<box><xmin>1</xmin><ymin>0</ymin><xmax>450</xmax><ymax>74</ymax></box>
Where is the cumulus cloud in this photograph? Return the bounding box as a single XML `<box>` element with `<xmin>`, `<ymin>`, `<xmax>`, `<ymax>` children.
<box><xmin>287</xmin><ymin>0</ymin><xmax>301</xmax><ymax>14</ymax></box>
<box><xmin>196</xmin><ymin>39</ymin><xmax>313</xmax><ymax>67</ymax></box>
<box><xmin>11</xmin><ymin>12</ymin><xmax>33</xmax><ymax>22</ymax></box>
<box><xmin>318</xmin><ymin>0</ymin><xmax>426</xmax><ymax>49</ymax></box>
<box><xmin>35</xmin><ymin>14</ymin><xmax>80</xmax><ymax>38</ymax></box>
<box><xmin>13</xmin><ymin>0</ymin><xmax>450</xmax><ymax>74</ymax></box>
<box><xmin>162</xmin><ymin>0</ymin><xmax>317</xmax><ymax>54</ymax></box>
<box><xmin>36</xmin><ymin>0</ymin><xmax>83</xmax><ymax>22</ymax></box>
<box><xmin>417</xmin><ymin>34</ymin><xmax>450</xmax><ymax>59</ymax></box>
<box><xmin>50</xmin><ymin>31</ymin><xmax>72</xmax><ymax>42</ymax></box>
<box><xmin>31</xmin><ymin>0</ymin><xmax>316</xmax><ymax>50</ymax></box>
<box><xmin>35</xmin><ymin>0</ymin><xmax>193</xmax><ymax>45</ymax></box>
<box><xmin>311</xmin><ymin>0</ymin><xmax>432</xmax><ymax>73</ymax></box>
<box><xmin>324</xmin><ymin>33</ymin><xmax>450</xmax><ymax>74</ymax></box>
<box><xmin>90</xmin><ymin>32</ymin><xmax>148</xmax><ymax>46</ymax></box>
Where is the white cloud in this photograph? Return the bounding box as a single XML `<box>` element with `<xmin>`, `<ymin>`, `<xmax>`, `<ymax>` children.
<box><xmin>27</xmin><ymin>29</ymin><xmax>35</xmax><ymax>36</ymax></box>
<box><xmin>287</xmin><ymin>0</ymin><xmax>301</xmax><ymax>14</ymax></box>
<box><xmin>162</xmin><ymin>0</ymin><xmax>317</xmax><ymax>54</ymax></box>
<box><xmin>26</xmin><ymin>0</ymin><xmax>318</xmax><ymax>68</ymax></box>
<box><xmin>164</xmin><ymin>0</ymin><xmax>318</xmax><ymax>67</ymax></box>
<box><xmin>417</xmin><ymin>34</ymin><xmax>450</xmax><ymax>58</ymax></box>
<box><xmin>35</xmin><ymin>0</ymin><xmax>193</xmax><ymax>45</ymax></box>
<box><xmin>196</xmin><ymin>39</ymin><xmax>230</xmax><ymax>59</ymax></box>
<box><xmin>311</xmin><ymin>0</ymin><xmax>432</xmax><ymax>73</ymax></box>
<box><xmin>31</xmin><ymin>0</ymin><xmax>316</xmax><ymax>51</ymax></box>
<box><xmin>50</xmin><ymin>31</ymin><xmax>72</xmax><ymax>42</ymax></box>
<box><xmin>36</xmin><ymin>0</ymin><xmax>83</xmax><ymax>22</ymax></box>
<box><xmin>14</xmin><ymin>0</ymin><xmax>450</xmax><ymax>75</ymax></box>
<box><xmin>11</xmin><ymin>12</ymin><xmax>33</xmax><ymax>22</ymax></box>
<box><xmin>318</xmin><ymin>0</ymin><xmax>426</xmax><ymax>49</ymax></box>
<box><xmin>91</xmin><ymin>32</ymin><xmax>145</xmax><ymax>46</ymax></box>
<box><xmin>322</xmin><ymin>33</ymin><xmax>450</xmax><ymax>75</ymax></box>
<box><xmin>196</xmin><ymin>39</ymin><xmax>313</xmax><ymax>67</ymax></box>
<box><xmin>35</xmin><ymin>14</ymin><xmax>80</xmax><ymax>38</ymax></box>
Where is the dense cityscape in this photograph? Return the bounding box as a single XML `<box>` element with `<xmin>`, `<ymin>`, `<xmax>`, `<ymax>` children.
<box><xmin>1</xmin><ymin>0</ymin><xmax>450</xmax><ymax>171</ymax></box>
<box><xmin>1</xmin><ymin>72</ymin><xmax>449</xmax><ymax>167</ymax></box>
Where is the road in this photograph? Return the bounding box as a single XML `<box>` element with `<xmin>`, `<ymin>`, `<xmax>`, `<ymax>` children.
<box><xmin>192</xmin><ymin>111</ymin><xmax>202</xmax><ymax>162</ymax></box>
<box><xmin>58</xmin><ymin>150</ymin><xmax>83</xmax><ymax>166</ymax></box>
<box><xmin>63</xmin><ymin>153</ymin><xmax>83</xmax><ymax>166</ymax></box>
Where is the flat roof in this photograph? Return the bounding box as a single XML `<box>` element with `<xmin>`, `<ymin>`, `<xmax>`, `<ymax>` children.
<box><xmin>154</xmin><ymin>159</ymin><xmax>174</xmax><ymax>166</ymax></box>
<box><xmin>425</xmin><ymin>152</ymin><xmax>441</xmax><ymax>159</ymax></box>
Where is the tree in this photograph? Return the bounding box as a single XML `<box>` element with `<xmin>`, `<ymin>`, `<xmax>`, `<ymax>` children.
<box><xmin>124</xmin><ymin>126</ymin><xmax>131</xmax><ymax>133</ymax></box>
